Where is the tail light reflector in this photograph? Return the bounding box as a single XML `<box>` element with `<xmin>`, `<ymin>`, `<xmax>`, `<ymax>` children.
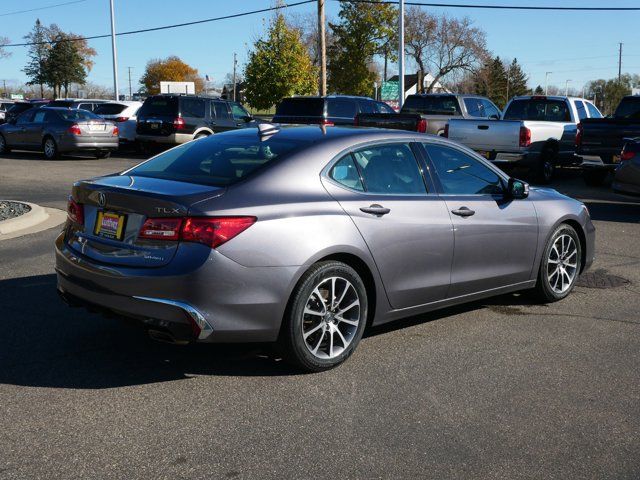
<box><xmin>576</xmin><ymin>122</ymin><xmax>583</xmax><ymax>148</ymax></box>
<box><xmin>519</xmin><ymin>126</ymin><xmax>531</xmax><ymax>147</ymax></box>
<box><xmin>320</xmin><ymin>118</ymin><xmax>334</xmax><ymax>126</ymax></box>
<box><xmin>114</xmin><ymin>116</ymin><xmax>129</xmax><ymax>122</ymax></box>
<box><xmin>68</xmin><ymin>124</ymin><xmax>82</xmax><ymax>135</ymax></box>
<box><xmin>181</xmin><ymin>217</ymin><xmax>256</xmax><ymax>249</ymax></box>
<box><xmin>67</xmin><ymin>197</ymin><xmax>84</xmax><ymax>225</ymax></box>
<box><xmin>112</xmin><ymin>126</ymin><xmax>119</xmax><ymax>136</ymax></box>
<box><xmin>173</xmin><ymin>117</ymin><xmax>185</xmax><ymax>130</ymax></box>
<box><xmin>416</xmin><ymin>118</ymin><xmax>428</xmax><ymax>133</ymax></box>
<box><xmin>139</xmin><ymin>218</ymin><xmax>182</xmax><ymax>241</ymax></box>
<box><xmin>621</xmin><ymin>149</ymin><xmax>636</xmax><ymax>162</ymax></box>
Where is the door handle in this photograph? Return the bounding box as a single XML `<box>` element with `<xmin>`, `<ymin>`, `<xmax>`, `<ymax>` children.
<box><xmin>477</xmin><ymin>125</ymin><xmax>489</xmax><ymax>130</ymax></box>
<box><xmin>360</xmin><ymin>204</ymin><xmax>391</xmax><ymax>216</ymax></box>
<box><xmin>451</xmin><ymin>206</ymin><xmax>475</xmax><ymax>217</ymax></box>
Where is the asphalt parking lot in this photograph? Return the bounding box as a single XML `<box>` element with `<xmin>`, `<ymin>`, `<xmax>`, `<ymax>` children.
<box><xmin>1</xmin><ymin>151</ymin><xmax>639</xmax><ymax>479</ymax></box>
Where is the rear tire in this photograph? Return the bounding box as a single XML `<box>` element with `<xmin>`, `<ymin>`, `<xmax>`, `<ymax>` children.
<box><xmin>534</xmin><ymin>147</ymin><xmax>556</xmax><ymax>184</ymax></box>
<box><xmin>280</xmin><ymin>261</ymin><xmax>368</xmax><ymax>372</ymax></box>
<box><xmin>0</xmin><ymin>134</ymin><xmax>9</xmax><ymax>154</ymax></box>
<box><xmin>532</xmin><ymin>224</ymin><xmax>582</xmax><ymax>303</ymax></box>
<box><xmin>43</xmin><ymin>136</ymin><xmax>59</xmax><ymax>160</ymax></box>
<box><xmin>583</xmin><ymin>168</ymin><xmax>608</xmax><ymax>187</ymax></box>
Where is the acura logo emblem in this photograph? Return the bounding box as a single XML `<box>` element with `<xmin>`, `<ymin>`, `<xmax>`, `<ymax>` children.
<box><xmin>98</xmin><ymin>192</ymin><xmax>106</xmax><ymax>207</ymax></box>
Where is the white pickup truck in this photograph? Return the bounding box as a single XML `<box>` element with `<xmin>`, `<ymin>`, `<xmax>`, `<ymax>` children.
<box><xmin>446</xmin><ymin>95</ymin><xmax>603</xmax><ymax>183</ymax></box>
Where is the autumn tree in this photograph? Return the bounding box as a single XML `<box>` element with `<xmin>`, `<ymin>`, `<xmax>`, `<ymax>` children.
<box><xmin>140</xmin><ymin>56</ymin><xmax>204</xmax><ymax>95</ymax></box>
<box><xmin>327</xmin><ymin>0</ymin><xmax>396</xmax><ymax>96</ymax></box>
<box><xmin>244</xmin><ymin>14</ymin><xmax>317</xmax><ymax>110</ymax></box>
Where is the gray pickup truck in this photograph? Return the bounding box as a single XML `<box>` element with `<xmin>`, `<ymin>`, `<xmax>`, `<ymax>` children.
<box><xmin>355</xmin><ymin>93</ymin><xmax>502</xmax><ymax>136</ymax></box>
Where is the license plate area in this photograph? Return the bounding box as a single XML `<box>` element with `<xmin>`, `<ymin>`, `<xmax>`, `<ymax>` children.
<box><xmin>88</xmin><ymin>123</ymin><xmax>106</xmax><ymax>132</ymax></box>
<box><xmin>150</xmin><ymin>122</ymin><xmax>161</xmax><ymax>129</ymax></box>
<box><xmin>94</xmin><ymin>211</ymin><xmax>127</xmax><ymax>240</ymax></box>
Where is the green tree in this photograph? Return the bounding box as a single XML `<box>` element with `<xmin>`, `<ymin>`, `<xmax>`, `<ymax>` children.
<box><xmin>23</xmin><ymin>20</ymin><xmax>50</xmax><ymax>98</ymax></box>
<box><xmin>327</xmin><ymin>0</ymin><xmax>396</xmax><ymax>96</ymax></box>
<box><xmin>506</xmin><ymin>58</ymin><xmax>528</xmax><ymax>101</ymax></box>
<box><xmin>45</xmin><ymin>33</ymin><xmax>87</xmax><ymax>98</ymax></box>
<box><xmin>534</xmin><ymin>85</ymin><xmax>544</xmax><ymax>95</ymax></box>
<box><xmin>244</xmin><ymin>14</ymin><xmax>317</xmax><ymax>111</ymax></box>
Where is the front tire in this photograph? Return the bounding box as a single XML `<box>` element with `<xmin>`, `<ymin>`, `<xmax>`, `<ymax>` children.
<box><xmin>281</xmin><ymin>261</ymin><xmax>368</xmax><ymax>372</ymax></box>
<box><xmin>43</xmin><ymin>136</ymin><xmax>59</xmax><ymax>159</ymax></box>
<box><xmin>0</xmin><ymin>134</ymin><xmax>9</xmax><ymax>154</ymax></box>
<box><xmin>533</xmin><ymin>224</ymin><xmax>582</xmax><ymax>302</ymax></box>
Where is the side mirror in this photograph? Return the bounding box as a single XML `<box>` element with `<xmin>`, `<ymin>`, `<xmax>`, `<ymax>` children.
<box><xmin>507</xmin><ymin>178</ymin><xmax>529</xmax><ymax>199</ymax></box>
<box><xmin>489</xmin><ymin>114</ymin><xmax>500</xmax><ymax>120</ymax></box>
<box><xmin>243</xmin><ymin>115</ymin><xmax>253</xmax><ymax>123</ymax></box>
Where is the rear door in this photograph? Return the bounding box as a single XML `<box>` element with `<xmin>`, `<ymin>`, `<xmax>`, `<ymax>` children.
<box><xmin>24</xmin><ymin>109</ymin><xmax>48</xmax><ymax>147</ymax></box>
<box><xmin>179</xmin><ymin>97</ymin><xmax>206</xmax><ymax>136</ymax></box>
<box><xmin>326</xmin><ymin>98</ymin><xmax>358</xmax><ymax>125</ymax></box>
<box><xmin>422</xmin><ymin>143</ymin><xmax>538</xmax><ymax>297</ymax></box>
<box><xmin>322</xmin><ymin>142</ymin><xmax>454</xmax><ymax>309</ymax></box>
<box><xmin>6</xmin><ymin>110</ymin><xmax>36</xmax><ymax>148</ymax></box>
<box><xmin>211</xmin><ymin>101</ymin><xmax>236</xmax><ymax>132</ymax></box>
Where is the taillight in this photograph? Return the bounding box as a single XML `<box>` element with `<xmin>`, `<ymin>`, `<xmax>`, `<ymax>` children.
<box><xmin>443</xmin><ymin>123</ymin><xmax>449</xmax><ymax>138</ymax></box>
<box><xmin>68</xmin><ymin>124</ymin><xmax>82</xmax><ymax>135</ymax></box>
<box><xmin>353</xmin><ymin>116</ymin><xmax>359</xmax><ymax>127</ymax></box>
<box><xmin>576</xmin><ymin>123</ymin><xmax>583</xmax><ymax>148</ymax></box>
<box><xmin>139</xmin><ymin>218</ymin><xmax>182</xmax><ymax>241</ymax></box>
<box><xmin>112</xmin><ymin>126</ymin><xmax>119</xmax><ymax>136</ymax></box>
<box><xmin>181</xmin><ymin>217</ymin><xmax>256</xmax><ymax>248</ymax></box>
<box><xmin>519</xmin><ymin>126</ymin><xmax>531</xmax><ymax>147</ymax></box>
<box><xmin>320</xmin><ymin>118</ymin><xmax>334</xmax><ymax>126</ymax></box>
<box><xmin>416</xmin><ymin>118</ymin><xmax>428</xmax><ymax>133</ymax></box>
<box><xmin>621</xmin><ymin>149</ymin><xmax>636</xmax><ymax>162</ymax></box>
<box><xmin>173</xmin><ymin>117</ymin><xmax>185</xmax><ymax>130</ymax></box>
<box><xmin>114</xmin><ymin>116</ymin><xmax>128</xmax><ymax>122</ymax></box>
<box><xmin>67</xmin><ymin>197</ymin><xmax>84</xmax><ymax>225</ymax></box>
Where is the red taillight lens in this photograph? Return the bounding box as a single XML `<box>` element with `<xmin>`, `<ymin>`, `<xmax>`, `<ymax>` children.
<box><xmin>416</xmin><ymin>118</ymin><xmax>428</xmax><ymax>133</ymax></box>
<box><xmin>114</xmin><ymin>116</ymin><xmax>128</xmax><ymax>122</ymax></box>
<box><xmin>67</xmin><ymin>197</ymin><xmax>84</xmax><ymax>225</ymax></box>
<box><xmin>68</xmin><ymin>124</ymin><xmax>82</xmax><ymax>135</ymax></box>
<box><xmin>519</xmin><ymin>126</ymin><xmax>531</xmax><ymax>147</ymax></box>
<box><xmin>112</xmin><ymin>126</ymin><xmax>119</xmax><ymax>136</ymax></box>
<box><xmin>139</xmin><ymin>218</ymin><xmax>183</xmax><ymax>241</ymax></box>
<box><xmin>173</xmin><ymin>117</ymin><xmax>185</xmax><ymax>130</ymax></box>
<box><xmin>576</xmin><ymin>123</ymin><xmax>583</xmax><ymax>148</ymax></box>
<box><xmin>443</xmin><ymin>123</ymin><xmax>449</xmax><ymax>138</ymax></box>
<box><xmin>181</xmin><ymin>217</ymin><xmax>256</xmax><ymax>248</ymax></box>
<box><xmin>320</xmin><ymin>118</ymin><xmax>334</xmax><ymax>126</ymax></box>
<box><xmin>621</xmin><ymin>150</ymin><xmax>636</xmax><ymax>161</ymax></box>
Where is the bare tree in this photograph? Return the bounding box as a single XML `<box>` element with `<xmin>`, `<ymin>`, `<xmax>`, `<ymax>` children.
<box><xmin>288</xmin><ymin>12</ymin><xmax>334</xmax><ymax>67</ymax></box>
<box><xmin>0</xmin><ymin>37</ymin><xmax>11</xmax><ymax>59</ymax></box>
<box><xmin>405</xmin><ymin>11</ymin><xmax>488</xmax><ymax>93</ymax></box>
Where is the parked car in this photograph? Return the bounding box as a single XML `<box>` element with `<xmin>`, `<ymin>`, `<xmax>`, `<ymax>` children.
<box><xmin>4</xmin><ymin>101</ymin><xmax>48</xmax><ymax>124</ymax></box>
<box><xmin>47</xmin><ymin>99</ymin><xmax>108</xmax><ymax>112</ymax></box>
<box><xmin>446</xmin><ymin>95</ymin><xmax>603</xmax><ymax>183</ymax></box>
<box><xmin>272</xmin><ymin>95</ymin><xmax>394</xmax><ymax>126</ymax></box>
<box><xmin>356</xmin><ymin>93</ymin><xmax>502</xmax><ymax>135</ymax></box>
<box><xmin>612</xmin><ymin>138</ymin><xmax>640</xmax><ymax>195</ymax></box>
<box><xmin>577</xmin><ymin>96</ymin><xmax>640</xmax><ymax>185</ymax></box>
<box><xmin>94</xmin><ymin>101</ymin><xmax>143</xmax><ymax>147</ymax></box>
<box><xmin>0</xmin><ymin>107</ymin><xmax>119</xmax><ymax>159</ymax></box>
<box><xmin>0</xmin><ymin>100</ymin><xmax>15</xmax><ymax>124</ymax></box>
<box><xmin>55</xmin><ymin>125</ymin><xmax>594</xmax><ymax>372</ymax></box>
<box><xmin>136</xmin><ymin>94</ymin><xmax>255</xmax><ymax>148</ymax></box>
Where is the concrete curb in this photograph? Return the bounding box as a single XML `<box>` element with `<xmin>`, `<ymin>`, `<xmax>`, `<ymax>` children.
<box><xmin>0</xmin><ymin>202</ymin><xmax>66</xmax><ymax>240</ymax></box>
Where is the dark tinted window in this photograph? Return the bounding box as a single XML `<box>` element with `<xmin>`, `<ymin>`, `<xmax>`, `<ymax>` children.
<box><xmin>94</xmin><ymin>104</ymin><xmax>127</xmax><ymax>115</ymax></box>
<box><xmin>575</xmin><ymin>101</ymin><xmax>588</xmax><ymax>120</ymax></box>
<box><xmin>425</xmin><ymin>144</ymin><xmax>503</xmax><ymax>195</ymax></box>
<box><xmin>586</xmin><ymin>102</ymin><xmax>602</xmax><ymax>118</ymax></box>
<box><xmin>327</xmin><ymin>99</ymin><xmax>357</xmax><ymax>118</ymax></box>
<box><xmin>352</xmin><ymin>144</ymin><xmax>426</xmax><ymax>194</ymax></box>
<box><xmin>8</xmin><ymin>103</ymin><xmax>32</xmax><ymax>115</ymax></box>
<box><xmin>358</xmin><ymin>100</ymin><xmax>376</xmax><ymax>114</ymax></box>
<box><xmin>181</xmin><ymin>98</ymin><xmax>205</xmax><ymax>118</ymax></box>
<box><xmin>33</xmin><ymin>110</ymin><xmax>47</xmax><ymax>123</ymax></box>
<box><xmin>231</xmin><ymin>102</ymin><xmax>249</xmax><ymax>119</ymax></box>
<box><xmin>330</xmin><ymin>155</ymin><xmax>364</xmax><ymax>191</ymax></box>
<box><xmin>48</xmin><ymin>101</ymin><xmax>73</xmax><ymax>108</ymax></box>
<box><xmin>275</xmin><ymin>98</ymin><xmax>324</xmax><ymax>116</ymax></box>
<box><xmin>127</xmin><ymin>135</ymin><xmax>307</xmax><ymax>187</ymax></box>
<box><xmin>504</xmin><ymin>99</ymin><xmax>571</xmax><ymax>122</ymax></box>
<box><xmin>614</xmin><ymin>97</ymin><xmax>640</xmax><ymax>119</ymax></box>
<box><xmin>402</xmin><ymin>95</ymin><xmax>461</xmax><ymax>115</ymax></box>
<box><xmin>139</xmin><ymin>96</ymin><xmax>179</xmax><ymax>116</ymax></box>
<box><xmin>16</xmin><ymin>110</ymin><xmax>35</xmax><ymax>124</ymax></box>
<box><xmin>213</xmin><ymin>102</ymin><xmax>230</xmax><ymax>119</ymax></box>
<box><xmin>57</xmin><ymin>110</ymin><xmax>101</xmax><ymax>121</ymax></box>
<box><xmin>78</xmin><ymin>103</ymin><xmax>94</xmax><ymax>111</ymax></box>
<box><xmin>376</xmin><ymin>102</ymin><xmax>395</xmax><ymax>114</ymax></box>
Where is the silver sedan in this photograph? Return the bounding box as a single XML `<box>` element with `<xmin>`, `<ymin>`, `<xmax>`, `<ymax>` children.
<box><xmin>55</xmin><ymin>126</ymin><xmax>595</xmax><ymax>371</ymax></box>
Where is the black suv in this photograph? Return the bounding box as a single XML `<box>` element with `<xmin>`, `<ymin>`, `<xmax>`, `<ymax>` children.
<box><xmin>272</xmin><ymin>95</ymin><xmax>394</xmax><ymax>126</ymax></box>
<box><xmin>136</xmin><ymin>94</ymin><xmax>255</xmax><ymax>147</ymax></box>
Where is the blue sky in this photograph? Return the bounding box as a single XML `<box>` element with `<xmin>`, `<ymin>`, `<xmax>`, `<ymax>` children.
<box><xmin>1</xmin><ymin>0</ymin><xmax>639</xmax><ymax>95</ymax></box>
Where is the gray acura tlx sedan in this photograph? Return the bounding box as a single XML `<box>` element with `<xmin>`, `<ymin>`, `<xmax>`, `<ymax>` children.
<box><xmin>55</xmin><ymin>125</ymin><xmax>595</xmax><ymax>371</ymax></box>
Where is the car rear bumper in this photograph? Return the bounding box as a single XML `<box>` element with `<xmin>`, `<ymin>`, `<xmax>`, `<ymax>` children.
<box><xmin>54</xmin><ymin>231</ymin><xmax>298</xmax><ymax>343</ymax></box>
<box><xmin>136</xmin><ymin>133</ymin><xmax>193</xmax><ymax>145</ymax></box>
<box><xmin>58</xmin><ymin>137</ymin><xmax>119</xmax><ymax>152</ymax></box>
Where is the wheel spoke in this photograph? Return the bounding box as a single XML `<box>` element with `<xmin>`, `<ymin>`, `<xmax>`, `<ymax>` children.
<box><xmin>311</xmin><ymin>329</ymin><xmax>325</xmax><ymax>354</ymax></box>
<box><xmin>303</xmin><ymin>322</ymin><xmax>324</xmax><ymax>339</ymax></box>
<box><xmin>329</xmin><ymin>326</ymin><xmax>334</xmax><ymax>357</ymax></box>
<box><xmin>334</xmin><ymin>280</ymin><xmax>351</xmax><ymax>311</ymax></box>
<box><xmin>335</xmin><ymin>314</ymin><xmax>358</xmax><ymax>326</ymax></box>
<box><xmin>330</xmin><ymin>277</ymin><xmax>336</xmax><ymax>310</ymax></box>
<box><xmin>303</xmin><ymin>307</ymin><xmax>324</xmax><ymax>317</ymax></box>
<box><xmin>337</xmin><ymin>299</ymin><xmax>359</xmax><ymax>316</ymax></box>
<box><xmin>312</xmin><ymin>287</ymin><xmax>328</xmax><ymax>314</ymax></box>
<box><xmin>334</xmin><ymin>327</ymin><xmax>348</xmax><ymax>347</ymax></box>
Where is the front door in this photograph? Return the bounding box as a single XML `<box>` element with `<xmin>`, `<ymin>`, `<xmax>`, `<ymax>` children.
<box><xmin>323</xmin><ymin>142</ymin><xmax>454</xmax><ymax>309</ymax></box>
<box><xmin>422</xmin><ymin>143</ymin><xmax>538</xmax><ymax>298</ymax></box>
<box><xmin>211</xmin><ymin>102</ymin><xmax>236</xmax><ymax>132</ymax></box>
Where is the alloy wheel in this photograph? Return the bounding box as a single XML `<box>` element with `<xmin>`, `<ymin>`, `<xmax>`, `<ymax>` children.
<box><xmin>547</xmin><ymin>234</ymin><xmax>578</xmax><ymax>294</ymax></box>
<box><xmin>44</xmin><ymin>139</ymin><xmax>56</xmax><ymax>158</ymax></box>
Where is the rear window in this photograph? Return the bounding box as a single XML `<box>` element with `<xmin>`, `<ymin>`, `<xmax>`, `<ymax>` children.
<box><xmin>56</xmin><ymin>110</ymin><xmax>101</xmax><ymax>121</ymax></box>
<box><xmin>94</xmin><ymin>104</ymin><xmax>127</xmax><ymax>115</ymax></box>
<box><xmin>139</xmin><ymin>97</ymin><xmax>179</xmax><ymax>116</ymax></box>
<box><xmin>48</xmin><ymin>101</ymin><xmax>73</xmax><ymax>108</ymax></box>
<box><xmin>275</xmin><ymin>98</ymin><xmax>324</xmax><ymax>117</ymax></box>
<box><xmin>8</xmin><ymin>103</ymin><xmax>32</xmax><ymax>114</ymax></box>
<box><xmin>126</xmin><ymin>134</ymin><xmax>307</xmax><ymax>187</ymax></box>
<box><xmin>327</xmin><ymin>98</ymin><xmax>357</xmax><ymax>118</ymax></box>
<box><xmin>402</xmin><ymin>95</ymin><xmax>461</xmax><ymax>115</ymax></box>
<box><xmin>614</xmin><ymin>97</ymin><xmax>640</xmax><ymax>119</ymax></box>
<box><xmin>504</xmin><ymin>99</ymin><xmax>571</xmax><ymax>122</ymax></box>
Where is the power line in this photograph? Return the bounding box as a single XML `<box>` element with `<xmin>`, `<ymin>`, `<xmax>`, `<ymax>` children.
<box><xmin>0</xmin><ymin>0</ymin><xmax>86</xmax><ymax>18</ymax></box>
<box><xmin>2</xmin><ymin>0</ymin><xmax>316</xmax><ymax>48</ymax></box>
<box><xmin>340</xmin><ymin>0</ymin><xmax>640</xmax><ymax>10</ymax></box>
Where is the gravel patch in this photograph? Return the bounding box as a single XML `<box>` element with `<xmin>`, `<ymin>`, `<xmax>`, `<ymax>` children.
<box><xmin>0</xmin><ymin>201</ymin><xmax>31</xmax><ymax>222</ymax></box>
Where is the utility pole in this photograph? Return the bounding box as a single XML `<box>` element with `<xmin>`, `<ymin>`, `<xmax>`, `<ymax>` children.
<box><xmin>232</xmin><ymin>52</ymin><xmax>237</xmax><ymax>102</ymax></box>
<box><xmin>109</xmin><ymin>0</ymin><xmax>119</xmax><ymax>101</ymax></box>
<box><xmin>506</xmin><ymin>73</ymin><xmax>510</xmax><ymax>105</ymax></box>
<box><xmin>618</xmin><ymin>42</ymin><xmax>623</xmax><ymax>82</ymax></box>
<box><xmin>565</xmin><ymin>79</ymin><xmax>571</xmax><ymax>96</ymax></box>
<box><xmin>398</xmin><ymin>0</ymin><xmax>405</xmax><ymax>109</ymax></box>
<box><xmin>127</xmin><ymin>67</ymin><xmax>133</xmax><ymax>100</ymax></box>
<box><xmin>2</xmin><ymin>80</ymin><xmax>6</xmax><ymax>97</ymax></box>
<box><xmin>545</xmin><ymin>71</ymin><xmax>552</xmax><ymax>95</ymax></box>
<box><xmin>317</xmin><ymin>0</ymin><xmax>326</xmax><ymax>96</ymax></box>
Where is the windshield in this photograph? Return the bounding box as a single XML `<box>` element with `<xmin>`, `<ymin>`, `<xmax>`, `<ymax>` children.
<box><xmin>126</xmin><ymin>133</ymin><xmax>308</xmax><ymax>187</ymax></box>
<box><xmin>402</xmin><ymin>95</ymin><xmax>461</xmax><ymax>115</ymax></box>
<box><xmin>614</xmin><ymin>97</ymin><xmax>640</xmax><ymax>119</ymax></box>
<box><xmin>504</xmin><ymin>99</ymin><xmax>571</xmax><ymax>122</ymax></box>
<box><xmin>275</xmin><ymin>98</ymin><xmax>324</xmax><ymax>116</ymax></box>
<box><xmin>57</xmin><ymin>110</ymin><xmax>101</xmax><ymax>121</ymax></box>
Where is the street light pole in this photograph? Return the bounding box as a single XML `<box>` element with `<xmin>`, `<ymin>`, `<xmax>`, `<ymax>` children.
<box><xmin>565</xmin><ymin>79</ymin><xmax>572</xmax><ymax>96</ymax></box>
<box><xmin>545</xmin><ymin>71</ymin><xmax>552</xmax><ymax>95</ymax></box>
<box><xmin>317</xmin><ymin>0</ymin><xmax>326</xmax><ymax>96</ymax></box>
<box><xmin>232</xmin><ymin>53</ymin><xmax>237</xmax><ymax>102</ymax></box>
<box><xmin>398</xmin><ymin>0</ymin><xmax>405</xmax><ymax>109</ymax></box>
<box><xmin>109</xmin><ymin>0</ymin><xmax>119</xmax><ymax>101</ymax></box>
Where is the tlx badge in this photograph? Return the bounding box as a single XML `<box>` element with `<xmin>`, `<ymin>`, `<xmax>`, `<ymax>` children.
<box><xmin>154</xmin><ymin>207</ymin><xmax>181</xmax><ymax>214</ymax></box>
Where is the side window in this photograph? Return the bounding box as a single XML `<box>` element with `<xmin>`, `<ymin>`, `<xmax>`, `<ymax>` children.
<box><xmin>79</xmin><ymin>103</ymin><xmax>93</xmax><ymax>111</ymax></box>
<box><xmin>352</xmin><ymin>144</ymin><xmax>426</xmax><ymax>194</ymax></box>
<box><xmin>16</xmin><ymin>110</ymin><xmax>35</xmax><ymax>125</ymax></box>
<box><xmin>376</xmin><ymin>102</ymin><xmax>395</xmax><ymax>114</ymax></box>
<box><xmin>231</xmin><ymin>103</ymin><xmax>249</xmax><ymax>120</ymax></box>
<box><xmin>213</xmin><ymin>102</ymin><xmax>230</xmax><ymax>119</ymax></box>
<box><xmin>425</xmin><ymin>144</ymin><xmax>503</xmax><ymax>195</ymax></box>
<box><xmin>586</xmin><ymin>102</ymin><xmax>602</xmax><ymax>118</ymax></box>
<box><xmin>481</xmin><ymin>100</ymin><xmax>501</xmax><ymax>119</ymax></box>
<box><xmin>574</xmin><ymin>101</ymin><xmax>588</xmax><ymax>120</ymax></box>
<box><xmin>181</xmin><ymin>98</ymin><xmax>205</xmax><ymax>118</ymax></box>
<box><xmin>44</xmin><ymin>111</ymin><xmax>58</xmax><ymax>123</ymax></box>
<box><xmin>329</xmin><ymin>154</ymin><xmax>364</xmax><ymax>191</ymax></box>
<box><xmin>464</xmin><ymin>98</ymin><xmax>483</xmax><ymax>117</ymax></box>
<box><xmin>327</xmin><ymin>99</ymin><xmax>357</xmax><ymax>118</ymax></box>
<box><xmin>33</xmin><ymin>110</ymin><xmax>47</xmax><ymax>123</ymax></box>
<box><xmin>358</xmin><ymin>100</ymin><xmax>375</xmax><ymax>114</ymax></box>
